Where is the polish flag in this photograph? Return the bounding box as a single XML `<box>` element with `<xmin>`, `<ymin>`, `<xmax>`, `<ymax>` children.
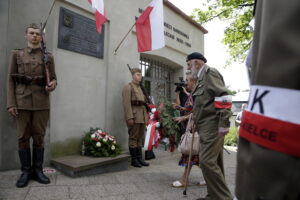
<box><xmin>136</xmin><ymin>0</ymin><xmax>165</xmax><ymax>52</ymax></box>
<box><xmin>88</xmin><ymin>0</ymin><xmax>106</xmax><ymax>33</ymax></box>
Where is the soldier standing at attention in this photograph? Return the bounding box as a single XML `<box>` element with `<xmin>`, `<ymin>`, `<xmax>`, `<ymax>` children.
<box><xmin>7</xmin><ymin>23</ymin><xmax>57</xmax><ymax>188</ymax></box>
<box><xmin>122</xmin><ymin>68</ymin><xmax>149</xmax><ymax>168</ymax></box>
<box><xmin>187</xmin><ymin>52</ymin><xmax>233</xmax><ymax>200</ymax></box>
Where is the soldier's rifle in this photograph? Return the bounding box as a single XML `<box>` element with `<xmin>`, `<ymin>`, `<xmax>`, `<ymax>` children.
<box><xmin>40</xmin><ymin>0</ymin><xmax>56</xmax><ymax>87</ymax></box>
<box><xmin>40</xmin><ymin>24</ymin><xmax>51</xmax><ymax>87</ymax></box>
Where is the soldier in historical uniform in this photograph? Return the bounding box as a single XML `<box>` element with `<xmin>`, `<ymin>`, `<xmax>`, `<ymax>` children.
<box><xmin>122</xmin><ymin>68</ymin><xmax>150</xmax><ymax>168</ymax></box>
<box><xmin>187</xmin><ymin>52</ymin><xmax>233</xmax><ymax>200</ymax></box>
<box><xmin>235</xmin><ymin>1</ymin><xmax>300</xmax><ymax>199</ymax></box>
<box><xmin>7</xmin><ymin>24</ymin><xmax>57</xmax><ymax>187</ymax></box>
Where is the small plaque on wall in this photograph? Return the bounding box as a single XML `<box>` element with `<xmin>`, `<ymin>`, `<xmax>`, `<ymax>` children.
<box><xmin>58</xmin><ymin>7</ymin><xmax>104</xmax><ymax>58</ymax></box>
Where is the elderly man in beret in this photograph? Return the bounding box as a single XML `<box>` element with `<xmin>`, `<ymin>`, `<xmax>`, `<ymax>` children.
<box><xmin>187</xmin><ymin>52</ymin><xmax>233</xmax><ymax>200</ymax></box>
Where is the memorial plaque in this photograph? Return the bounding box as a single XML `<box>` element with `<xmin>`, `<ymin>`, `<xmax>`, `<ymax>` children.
<box><xmin>58</xmin><ymin>7</ymin><xmax>104</xmax><ymax>58</ymax></box>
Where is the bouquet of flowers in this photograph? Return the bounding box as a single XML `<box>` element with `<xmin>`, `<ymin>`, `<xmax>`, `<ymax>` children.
<box><xmin>82</xmin><ymin>127</ymin><xmax>122</xmax><ymax>157</ymax></box>
<box><xmin>158</xmin><ymin>98</ymin><xmax>181</xmax><ymax>152</ymax></box>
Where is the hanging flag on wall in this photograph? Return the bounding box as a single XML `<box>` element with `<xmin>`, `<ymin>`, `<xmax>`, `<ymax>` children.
<box><xmin>88</xmin><ymin>0</ymin><xmax>106</xmax><ymax>33</ymax></box>
<box><xmin>136</xmin><ymin>0</ymin><xmax>165</xmax><ymax>52</ymax></box>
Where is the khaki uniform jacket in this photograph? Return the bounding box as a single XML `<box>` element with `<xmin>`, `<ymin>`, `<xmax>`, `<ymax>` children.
<box><xmin>7</xmin><ymin>47</ymin><xmax>57</xmax><ymax>110</ymax></box>
<box><xmin>192</xmin><ymin>65</ymin><xmax>232</xmax><ymax>129</ymax></box>
<box><xmin>122</xmin><ymin>82</ymin><xmax>148</xmax><ymax>124</ymax></box>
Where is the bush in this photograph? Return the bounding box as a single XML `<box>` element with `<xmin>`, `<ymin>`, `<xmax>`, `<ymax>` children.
<box><xmin>224</xmin><ymin>127</ymin><xmax>238</xmax><ymax>146</ymax></box>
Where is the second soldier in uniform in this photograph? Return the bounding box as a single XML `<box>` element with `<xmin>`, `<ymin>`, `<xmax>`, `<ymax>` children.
<box><xmin>122</xmin><ymin>68</ymin><xmax>150</xmax><ymax>168</ymax></box>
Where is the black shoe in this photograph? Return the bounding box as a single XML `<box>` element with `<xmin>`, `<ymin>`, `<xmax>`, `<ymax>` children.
<box><xmin>32</xmin><ymin>148</ymin><xmax>50</xmax><ymax>184</ymax></box>
<box><xmin>129</xmin><ymin>148</ymin><xmax>142</xmax><ymax>168</ymax></box>
<box><xmin>16</xmin><ymin>149</ymin><xmax>31</xmax><ymax>188</ymax></box>
<box><xmin>145</xmin><ymin>150</ymin><xmax>156</xmax><ymax>160</ymax></box>
<box><xmin>150</xmin><ymin>150</ymin><xmax>156</xmax><ymax>159</ymax></box>
<box><xmin>136</xmin><ymin>147</ymin><xmax>149</xmax><ymax>166</ymax></box>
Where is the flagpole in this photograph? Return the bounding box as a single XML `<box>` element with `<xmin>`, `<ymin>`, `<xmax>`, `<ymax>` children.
<box><xmin>113</xmin><ymin>23</ymin><xmax>136</xmax><ymax>55</ymax></box>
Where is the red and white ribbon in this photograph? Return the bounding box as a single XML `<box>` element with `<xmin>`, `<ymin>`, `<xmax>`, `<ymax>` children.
<box><xmin>144</xmin><ymin>121</ymin><xmax>160</xmax><ymax>151</ymax></box>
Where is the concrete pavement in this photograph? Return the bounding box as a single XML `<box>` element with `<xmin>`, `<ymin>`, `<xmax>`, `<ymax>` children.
<box><xmin>0</xmin><ymin>146</ymin><xmax>237</xmax><ymax>200</ymax></box>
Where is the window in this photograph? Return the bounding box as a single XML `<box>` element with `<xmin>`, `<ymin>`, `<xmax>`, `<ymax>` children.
<box><xmin>139</xmin><ymin>56</ymin><xmax>174</xmax><ymax>103</ymax></box>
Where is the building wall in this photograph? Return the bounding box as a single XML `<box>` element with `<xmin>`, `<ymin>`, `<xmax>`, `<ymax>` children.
<box><xmin>0</xmin><ymin>0</ymin><xmax>9</xmax><ymax>170</ymax></box>
<box><xmin>0</xmin><ymin>0</ymin><xmax>206</xmax><ymax>170</ymax></box>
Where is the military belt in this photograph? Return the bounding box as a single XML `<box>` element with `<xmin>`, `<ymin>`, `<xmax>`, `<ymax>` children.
<box><xmin>11</xmin><ymin>74</ymin><xmax>46</xmax><ymax>86</ymax></box>
<box><xmin>131</xmin><ymin>100</ymin><xmax>146</xmax><ymax>106</ymax></box>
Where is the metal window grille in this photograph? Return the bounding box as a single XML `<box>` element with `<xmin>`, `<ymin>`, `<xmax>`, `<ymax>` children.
<box><xmin>139</xmin><ymin>56</ymin><xmax>173</xmax><ymax>103</ymax></box>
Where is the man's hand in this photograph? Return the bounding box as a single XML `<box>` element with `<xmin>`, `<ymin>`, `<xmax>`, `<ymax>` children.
<box><xmin>218</xmin><ymin>127</ymin><xmax>229</xmax><ymax>136</ymax></box>
<box><xmin>126</xmin><ymin>119</ymin><xmax>134</xmax><ymax>127</ymax></box>
<box><xmin>8</xmin><ymin>107</ymin><xmax>19</xmax><ymax>117</ymax></box>
<box><xmin>45</xmin><ymin>80</ymin><xmax>57</xmax><ymax>92</ymax></box>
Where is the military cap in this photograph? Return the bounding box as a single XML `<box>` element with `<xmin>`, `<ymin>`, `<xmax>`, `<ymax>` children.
<box><xmin>131</xmin><ymin>68</ymin><xmax>142</xmax><ymax>75</ymax></box>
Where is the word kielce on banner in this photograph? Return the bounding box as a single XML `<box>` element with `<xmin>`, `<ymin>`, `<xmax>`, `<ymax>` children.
<box><xmin>88</xmin><ymin>0</ymin><xmax>106</xmax><ymax>33</ymax></box>
<box><xmin>136</xmin><ymin>0</ymin><xmax>165</xmax><ymax>52</ymax></box>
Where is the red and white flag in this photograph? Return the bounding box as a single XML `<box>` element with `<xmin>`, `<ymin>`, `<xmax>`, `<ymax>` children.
<box><xmin>136</xmin><ymin>0</ymin><xmax>165</xmax><ymax>52</ymax></box>
<box><xmin>88</xmin><ymin>0</ymin><xmax>106</xmax><ymax>33</ymax></box>
<box><xmin>214</xmin><ymin>95</ymin><xmax>232</xmax><ymax>109</ymax></box>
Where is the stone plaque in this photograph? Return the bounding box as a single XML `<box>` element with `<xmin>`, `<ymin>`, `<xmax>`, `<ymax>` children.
<box><xmin>58</xmin><ymin>7</ymin><xmax>104</xmax><ymax>58</ymax></box>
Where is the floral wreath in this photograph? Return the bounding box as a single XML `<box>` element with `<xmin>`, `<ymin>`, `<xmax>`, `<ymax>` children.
<box><xmin>82</xmin><ymin>127</ymin><xmax>122</xmax><ymax>157</ymax></box>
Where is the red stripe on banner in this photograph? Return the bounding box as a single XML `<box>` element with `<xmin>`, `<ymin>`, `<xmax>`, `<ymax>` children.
<box><xmin>88</xmin><ymin>0</ymin><xmax>92</xmax><ymax>4</ymax></box>
<box><xmin>147</xmin><ymin>123</ymin><xmax>156</xmax><ymax>150</ymax></box>
<box><xmin>239</xmin><ymin>110</ymin><xmax>300</xmax><ymax>157</ymax></box>
<box><xmin>214</xmin><ymin>101</ymin><xmax>232</xmax><ymax>109</ymax></box>
<box><xmin>136</xmin><ymin>6</ymin><xmax>153</xmax><ymax>52</ymax></box>
<box><xmin>95</xmin><ymin>10</ymin><xmax>106</xmax><ymax>33</ymax></box>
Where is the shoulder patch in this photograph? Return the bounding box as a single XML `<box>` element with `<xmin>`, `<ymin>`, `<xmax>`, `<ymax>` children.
<box><xmin>12</xmin><ymin>49</ymin><xmax>25</xmax><ymax>58</ymax></box>
<box><xmin>11</xmin><ymin>49</ymin><xmax>22</xmax><ymax>53</ymax></box>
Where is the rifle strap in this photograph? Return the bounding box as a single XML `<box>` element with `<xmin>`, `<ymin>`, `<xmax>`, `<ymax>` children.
<box><xmin>129</xmin><ymin>82</ymin><xmax>148</xmax><ymax>102</ymax></box>
<box><xmin>129</xmin><ymin>82</ymin><xmax>139</xmax><ymax>101</ymax></box>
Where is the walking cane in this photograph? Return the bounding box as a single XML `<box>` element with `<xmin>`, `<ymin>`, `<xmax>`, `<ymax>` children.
<box><xmin>183</xmin><ymin>121</ymin><xmax>196</xmax><ymax>196</ymax></box>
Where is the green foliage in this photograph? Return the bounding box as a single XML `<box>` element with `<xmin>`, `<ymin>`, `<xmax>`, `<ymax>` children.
<box><xmin>192</xmin><ymin>0</ymin><xmax>255</xmax><ymax>66</ymax></box>
<box><xmin>158</xmin><ymin>98</ymin><xmax>181</xmax><ymax>143</ymax></box>
<box><xmin>83</xmin><ymin>127</ymin><xmax>122</xmax><ymax>157</ymax></box>
<box><xmin>224</xmin><ymin>127</ymin><xmax>239</xmax><ymax>146</ymax></box>
<box><xmin>226</xmin><ymin>85</ymin><xmax>237</xmax><ymax>96</ymax></box>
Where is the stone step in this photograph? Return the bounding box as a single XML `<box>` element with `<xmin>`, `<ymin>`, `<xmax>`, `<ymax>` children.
<box><xmin>51</xmin><ymin>153</ymin><xmax>130</xmax><ymax>177</ymax></box>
